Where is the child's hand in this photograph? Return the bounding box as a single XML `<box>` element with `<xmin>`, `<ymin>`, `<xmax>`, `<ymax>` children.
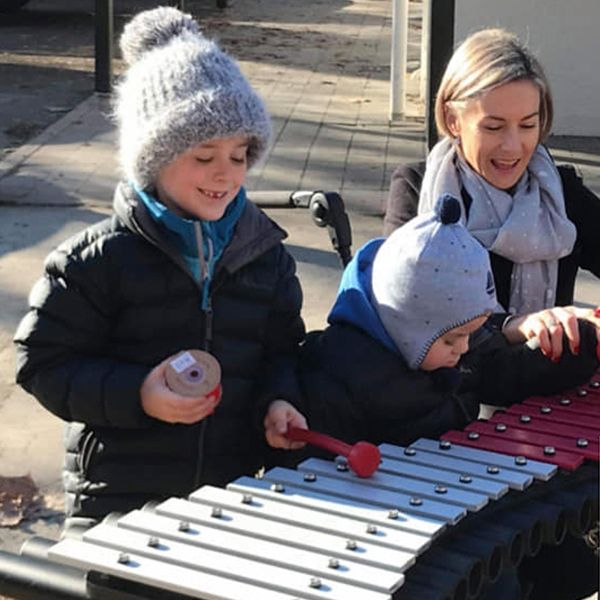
<box><xmin>141</xmin><ymin>357</ymin><xmax>220</xmax><ymax>424</ymax></box>
<box><xmin>264</xmin><ymin>400</ymin><xmax>307</xmax><ymax>450</ymax></box>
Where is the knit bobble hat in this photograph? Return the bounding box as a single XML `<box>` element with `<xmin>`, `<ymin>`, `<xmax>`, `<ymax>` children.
<box><xmin>115</xmin><ymin>6</ymin><xmax>272</xmax><ymax>189</ymax></box>
<box><xmin>372</xmin><ymin>194</ymin><xmax>497</xmax><ymax>370</ymax></box>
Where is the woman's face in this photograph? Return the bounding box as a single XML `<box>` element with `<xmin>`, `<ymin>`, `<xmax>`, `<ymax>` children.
<box><xmin>446</xmin><ymin>79</ymin><xmax>541</xmax><ymax>190</ymax></box>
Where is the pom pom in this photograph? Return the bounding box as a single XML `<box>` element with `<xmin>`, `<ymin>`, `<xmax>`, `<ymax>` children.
<box><xmin>120</xmin><ymin>6</ymin><xmax>200</xmax><ymax>65</ymax></box>
<box><xmin>437</xmin><ymin>194</ymin><xmax>461</xmax><ymax>225</ymax></box>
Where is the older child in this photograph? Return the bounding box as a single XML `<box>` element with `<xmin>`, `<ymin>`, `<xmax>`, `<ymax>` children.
<box><xmin>14</xmin><ymin>7</ymin><xmax>306</xmax><ymax>522</ymax></box>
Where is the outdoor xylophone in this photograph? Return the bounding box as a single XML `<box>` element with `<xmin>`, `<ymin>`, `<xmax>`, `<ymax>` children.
<box><xmin>1</xmin><ymin>375</ymin><xmax>598</xmax><ymax>600</ymax></box>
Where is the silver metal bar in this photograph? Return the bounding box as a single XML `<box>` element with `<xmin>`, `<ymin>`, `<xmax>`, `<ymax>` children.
<box><xmin>298</xmin><ymin>458</ymin><xmax>490</xmax><ymax>511</ymax></box>
<box><xmin>49</xmin><ymin>538</ymin><xmax>309</xmax><ymax>600</ymax></box>
<box><xmin>378</xmin><ymin>456</ymin><xmax>509</xmax><ymax>500</ymax></box>
<box><xmin>380</xmin><ymin>442</ymin><xmax>534</xmax><ymax>490</ymax></box>
<box><xmin>189</xmin><ymin>486</ymin><xmax>430</xmax><ymax>555</ymax></box>
<box><xmin>228</xmin><ymin>476</ymin><xmax>446</xmax><ymax>538</ymax></box>
<box><xmin>79</xmin><ymin>524</ymin><xmax>393</xmax><ymax>600</ymax></box>
<box><xmin>261</xmin><ymin>467</ymin><xmax>466</xmax><ymax>525</ymax></box>
<box><xmin>153</xmin><ymin>497</ymin><xmax>415</xmax><ymax>572</ymax></box>
<box><xmin>411</xmin><ymin>438</ymin><xmax>557</xmax><ymax>481</ymax></box>
<box><xmin>115</xmin><ymin>510</ymin><xmax>402</xmax><ymax>593</ymax></box>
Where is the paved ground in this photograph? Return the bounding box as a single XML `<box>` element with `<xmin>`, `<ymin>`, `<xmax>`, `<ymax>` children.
<box><xmin>0</xmin><ymin>0</ymin><xmax>598</xmax><ymax>597</ymax></box>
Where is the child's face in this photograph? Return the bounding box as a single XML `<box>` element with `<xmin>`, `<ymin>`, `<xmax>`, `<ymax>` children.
<box><xmin>156</xmin><ymin>135</ymin><xmax>249</xmax><ymax>221</ymax></box>
<box><xmin>420</xmin><ymin>315</ymin><xmax>488</xmax><ymax>371</ymax></box>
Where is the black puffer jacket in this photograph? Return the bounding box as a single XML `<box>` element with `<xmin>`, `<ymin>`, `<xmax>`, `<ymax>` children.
<box><xmin>299</xmin><ymin>321</ymin><xmax>599</xmax><ymax>450</ymax></box>
<box><xmin>383</xmin><ymin>161</ymin><xmax>600</xmax><ymax>310</ymax></box>
<box><xmin>14</xmin><ymin>182</ymin><xmax>305</xmax><ymax>518</ymax></box>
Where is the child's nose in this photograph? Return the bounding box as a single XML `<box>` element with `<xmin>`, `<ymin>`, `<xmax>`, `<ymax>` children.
<box><xmin>456</xmin><ymin>337</ymin><xmax>469</xmax><ymax>355</ymax></box>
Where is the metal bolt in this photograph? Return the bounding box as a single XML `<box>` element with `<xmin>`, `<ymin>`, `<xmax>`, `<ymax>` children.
<box><xmin>147</xmin><ymin>536</ymin><xmax>160</xmax><ymax>548</ymax></box>
<box><xmin>577</xmin><ymin>389</ymin><xmax>588</xmax><ymax>397</ymax></box>
<box><xmin>241</xmin><ymin>494</ymin><xmax>253</xmax><ymax>504</ymax></box>
<box><xmin>409</xmin><ymin>497</ymin><xmax>423</xmax><ymax>506</ymax></box>
<box><xmin>387</xmin><ymin>509</ymin><xmax>399</xmax><ymax>520</ymax></box>
<box><xmin>434</xmin><ymin>485</ymin><xmax>447</xmax><ymax>494</ymax></box>
<box><xmin>439</xmin><ymin>440</ymin><xmax>451</xmax><ymax>450</ymax></box>
<box><xmin>467</xmin><ymin>431</ymin><xmax>480</xmax><ymax>440</ymax></box>
<box><xmin>543</xmin><ymin>446</ymin><xmax>556</xmax><ymax>455</ymax></box>
<box><xmin>178</xmin><ymin>520</ymin><xmax>190</xmax><ymax>532</ymax></box>
<box><xmin>459</xmin><ymin>474</ymin><xmax>472</xmax><ymax>484</ymax></box>
<box><xmin>520</xmin><ymin>415</ymin><xmax>532</xmax><ymax>423</ymax></box>
<box><xmin>515</xmin><ymin>456</ymin><xmax>528</xmax><ymax>466</ymax></box>
<box><xmin>495</xmin><ymin>423</ymin><xmax>507</xmax><ymax>432</ymax></box>
<box><xmin>211</xmin><ymin>506</ymin><xmax>223</xmax><ymax>518</ymax></box>
<box><xmin>487</xmin><ymin>466</ymin><xmax>500</xmax><ymax>475</ymax></box>
<box><xmin>590</xmin><ymin>381</ymin><xmax>600</xmax><ymax>389</ymax></box>
<box><xmin>559</xmin><ymin>398</ymin><xmax>571</xmax><ymax>406</ymax></box>
<box><xmin>328</xmin><ymin>558</ymin><xmax>340</xmax><ymax>569</ymax></box>
<box><xmin>346</xmin><ymin>539</ymin><xmax>357</xmax><ymax>550</ymax></box>
<box><xmin>366</xmin><ymin>523</ymin><xmax>377</xmax><ymax>534</ymax></box>
<box><xmin>577</xmin><ymin>438</ymin><xmax>589</xmax><ymax>448</ymax></box>
<box><xmin>117</xmin><ymin>552</ymin><xmax>130</xmax><ymax>564</ymax></box>
<box><xmin>404</xmin><ymin>448</ymin><xmax>416</xmax><ymax>456</ymax></box>
<box><xmin>336</xmin><ymin>461</ymin><xmax>349</xmax><ymax>472</ymax></box>
<box><xmin>309</xmin><ymin>577</ymin><xmax>322</xmax><ymax>589</ymax></box>
<box><xmin>303</xmin><ymin>472</ymin><xmax>317</xmax><ymax>482</ymax></box>
<box><xmin>540</xmin><ymin>406</ymin><xmax>552</xmax><ymax>414</ymax></box>
<box><xmin>270</xmin><ymin>483</ymin><xmax>285</xmax><ymax>493</ymax></box>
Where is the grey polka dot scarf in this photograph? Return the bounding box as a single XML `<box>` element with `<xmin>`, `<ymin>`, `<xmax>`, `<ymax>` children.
<box><xmin>419</xmin><ymin>138</ymin><xmax>577</xmax><ymax>315</ymax></box>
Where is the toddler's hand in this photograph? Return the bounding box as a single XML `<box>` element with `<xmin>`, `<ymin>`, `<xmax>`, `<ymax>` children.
<box><xmin>264</xmin><ymin>399</ymin><xmax>307</xmax><ymax>450</ymax></box>
<box><xmin>141</xmin><ymin>357</ymin><xmax>220</xmax><ymax>424</ymax></box>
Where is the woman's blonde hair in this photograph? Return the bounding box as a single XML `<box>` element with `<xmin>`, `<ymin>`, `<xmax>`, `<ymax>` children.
<box><xmin>435</xmin><ymin>28</ymin><xmax>553</xmax><ymax>142</ymax></box>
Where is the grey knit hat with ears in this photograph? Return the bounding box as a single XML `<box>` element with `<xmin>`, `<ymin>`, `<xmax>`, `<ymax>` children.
<box><xmin>372</xmin><ymin>194</ymin><xmax>497</xmax><ymax>370</ymax></box>
<box><xmin>115</xmin><ymin>6</ymin><xmax>272</xmax><ymax>189</ymax></box>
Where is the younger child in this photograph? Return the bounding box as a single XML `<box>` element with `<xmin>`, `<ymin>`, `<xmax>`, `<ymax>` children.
<box><xmin>266</xmin><ymin>193</ymin><xmax>598</xmax><ymax>600</ymax></box>
<box><xmin>265</xmin><ymin>194</ymin><xmax>599</xmax><ymax>449</ymax></box>
<box><xmin>14</xmin><ymin>7</ymin><xmax>306</xmax><ymax>522</ymax></box>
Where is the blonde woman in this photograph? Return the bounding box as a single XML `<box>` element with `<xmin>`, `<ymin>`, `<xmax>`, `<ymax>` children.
<box><xmin>384</xmin><ymin>28</ymin><xmax>598</xmax><ymax>600</ymax></box>
<box><xmin>384</xmin><ymin>28</ymin><xmax>600</xmax><ymax>365</ymax></box>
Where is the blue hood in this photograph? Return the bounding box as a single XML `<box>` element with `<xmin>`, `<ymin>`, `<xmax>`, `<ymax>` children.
<box><xmin>328</xmin><ymin>238</ymin><xmax>399</xmax><ymax>355</ymax></box>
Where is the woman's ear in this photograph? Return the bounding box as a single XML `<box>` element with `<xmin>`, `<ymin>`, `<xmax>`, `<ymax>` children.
<box><xmin>444</xmin><ymin>104</ymin><xmax>461</xmax><ymax>138</ymax></box>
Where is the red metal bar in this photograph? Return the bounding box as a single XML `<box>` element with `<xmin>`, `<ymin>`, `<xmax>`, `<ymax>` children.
<box><xmin>464</xmin><ymin>421</ymin><xmax>599</xmax><ymax>461</ymax></box>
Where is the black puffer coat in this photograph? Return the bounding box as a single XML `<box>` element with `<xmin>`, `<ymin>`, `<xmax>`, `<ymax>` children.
<box><xmin>14</xmin><ymin>182</ymin><xmax>305</xmax><ymax>518</ymax></box>
<box><xmin>383</xmin><ymin>161</ymin><xmax>600</xmax><ymax>310</ymax></box>
<box><xmin>298</xmin><ymin>320</ymin><xmax>600</xmax><ymax>450</ymax></box>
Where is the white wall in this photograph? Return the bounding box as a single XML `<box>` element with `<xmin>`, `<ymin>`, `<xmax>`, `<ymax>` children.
<box><xmin>454</xmin><ymin>0</ymin><xmax>600</xmax><ymax>136</ymax></box>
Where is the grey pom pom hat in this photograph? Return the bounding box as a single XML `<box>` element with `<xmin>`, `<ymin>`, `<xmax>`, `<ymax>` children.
<box><xmin>115</xmin><ymin>6</ymin><xmax>272</xmax><ymax>189</ymax></box>
<box><xmin>372</xmin><ymin>194</ymin><xmax>497</xmax><ymax>370</ymax></box>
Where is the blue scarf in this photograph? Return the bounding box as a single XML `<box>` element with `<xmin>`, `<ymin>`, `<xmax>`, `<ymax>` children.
<box><xmin>134</xmin><ymin>184</ymin><xmax>247</xmax><ymax>309</ymax></box>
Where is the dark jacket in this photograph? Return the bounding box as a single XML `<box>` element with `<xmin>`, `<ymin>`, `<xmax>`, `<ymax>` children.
<box><xmin>383</xmin><ymin>161</ymin><xmax>600</xmax><ymax>310</ymax></box>
<box><xmin>14</xmin><ymin>182</ymin><xmax>305</xmax><ymax>518</ymax></box>
<box><xmin>298</xmin><ymin>239</ymin><xmax>599</xmax><ymax>449</ymax></box>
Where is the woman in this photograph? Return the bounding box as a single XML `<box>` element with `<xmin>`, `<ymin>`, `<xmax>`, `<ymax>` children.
<box><xmin>384</xmin><ymin>28</ymin><xmax>600</xmax><ymax>362</ymax></box>
<box><xmin>384</xmin><ymin>27</ymin><xmax>599</xmax><ymax>600</ymax></box>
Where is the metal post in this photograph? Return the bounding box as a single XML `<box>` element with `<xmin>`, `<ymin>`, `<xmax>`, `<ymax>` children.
<box><xmin>389</xmin><ymin>0</ymin><xmax>409</xmax><ymax>121</ymax></box>
<box><xmin>94</xmin><ymin>0</ymin><xmax>113</xmax><ymax>94</ymax></box>
<box><xmin>419</xmin><ymin>0</ymin><xmax>431</xmax><ymax>101</ymax></box>
<box><xmin>425</xmin><ymin>0</ymin><xmax>455</xmax><ymax>150</ymax></box>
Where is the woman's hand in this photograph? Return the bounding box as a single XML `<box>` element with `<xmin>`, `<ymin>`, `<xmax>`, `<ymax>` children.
<box><xmin>502</xmin><ymin>306</ymin><xmax>600</xmax><ymax>360</ymax></box>
<box><xmin>140</xmin><ymin>357</ymin><xmax>220</xmax><ymax>423</ymax></box>
<box><xmin>264</xmin><ymin>399</ymin><xmax>307</xmax><ymax>450</ymax></box>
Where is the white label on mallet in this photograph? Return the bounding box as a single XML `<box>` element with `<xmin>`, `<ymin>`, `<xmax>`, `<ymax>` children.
<box><xmin>169</xmin><ymin>351</ymin><xmax>197</xmax><ymax>373</ymax></box>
